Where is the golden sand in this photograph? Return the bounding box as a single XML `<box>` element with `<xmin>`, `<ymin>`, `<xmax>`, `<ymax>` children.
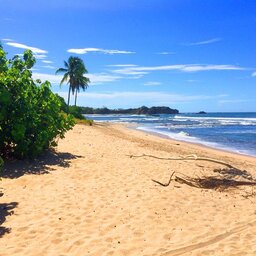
<box><xmin>0</xmin><ymin>123</ymin><xmax>256</xmax><ymax>256</ymax></box>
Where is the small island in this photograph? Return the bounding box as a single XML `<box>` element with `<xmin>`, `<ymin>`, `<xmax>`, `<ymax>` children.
<box><xmin>197</xmin><ymin>111</ymin><xmax>207</xmax><ymax>114</ymax></box>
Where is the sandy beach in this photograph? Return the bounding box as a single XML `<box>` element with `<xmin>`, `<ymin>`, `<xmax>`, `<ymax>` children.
<box><xmin>0</xmin><ymin>123</ymin><xmax>256</xmax><ymax>256</ymax></box>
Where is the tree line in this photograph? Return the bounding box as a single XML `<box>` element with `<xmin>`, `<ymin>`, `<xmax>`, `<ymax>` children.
<box><xmin>80</xmin><ymin>106</ymin><xmax>179</xmax><ymax>115</ymax></box>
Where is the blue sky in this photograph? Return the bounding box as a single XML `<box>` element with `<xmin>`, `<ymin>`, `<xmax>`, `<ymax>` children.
<box><xmin>1</xmin><ymin>0</ymin><xmax>256</xmax><ymax>112</ymax></box>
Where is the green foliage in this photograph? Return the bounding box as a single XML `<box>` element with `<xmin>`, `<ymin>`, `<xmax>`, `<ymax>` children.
<box><xmin>55</xmin><ymin>94</ymin><xmax>93</xmax><ymax>125</ymax></box>
<box><xmin>75</xmin><ymin>118</ymin><xmax>93</xmax><ymax>126</ymax></box>
<box><xmin>0</xmin><ymin>46</ymin><xmax>75</xmax><ymax>160</ymax></box>
<box><xmin>55</xmin><ymin>93</ymin><xmax>68</xmax><ymax>113</ymax></box>
<box><xmin>68</xmin><ymin>105</ymin><xmax>85</xmax><ymax>119</ymax></box>
<box><xmin>80</xmin><ymin>106</ymin><xmax>179</xmax><ymax>115</ymax></box>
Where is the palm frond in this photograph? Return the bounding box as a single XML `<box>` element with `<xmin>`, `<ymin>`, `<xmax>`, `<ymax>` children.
<box><xmin>60</xmin><ymin>73</ymin><xmax>69</xmax><ymax>86</ymax></box>
<box><xmin>64</xmin><ymin>61</ymin><xmax>69</xmax><ymax>69</ymax></box>
<box><xmin>57</xmin><ymin>56</ymin><xmax>90</xmax><ymax>100</ymax></box>
<box><xmin>55</xmin><ymin>68</ymin><xmax>68</xmax><ymax>75</ymax></box>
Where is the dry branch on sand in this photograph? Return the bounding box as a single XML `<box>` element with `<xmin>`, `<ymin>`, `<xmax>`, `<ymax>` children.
<box><xmin>152</xmin><ymin>169</ymin><xmax>256</xmax><ymax>191</ymax></box>
<box><xmin>128</xmin><ymin>153</ymin><xmax>234</xmax><ymax>168</ymax></box>
<box><xmin>128</xmin><ymin>154</ymin><xmax>256</xmax><ymax>192</ymax></box>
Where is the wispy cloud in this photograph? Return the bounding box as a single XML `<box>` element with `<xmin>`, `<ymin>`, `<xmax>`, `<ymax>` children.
<box><xmin>251</xmin><ymin>72</ymin><xmax>256</xmax><ymax>77</ymax></box>
<box><xmin>11</xmin><ymin>52</ymin><xmax>47</xmax><ymax>60</ymax></box>
<box><xmin>113</xmin><ymin>64</ymin><xmax>244</xmax><ymax>76</ymax></box>
<box><xmin>114</xmin><ymin>69</ymin><xmax>148</xmax><ymax>76</ymax></box>
<box><xmin>218</xmin><ymin>99</ymin><xmax>251</xmax><ymax>105</ymax></box>
<box><xmin>57</xmin><ymin>91</ymin><xmax>225</xmax><ymax>104</ymax></box>
<box><xmin>32</xmin><ymin>73</ymin><xmax>61</xmax><ymax>84</ymax></box>
<box><xmin>42</xmin><ymin>60</ymin><xmax>53</xmax><ymax>64</ymax></box>
<box><xmin>157</xmin><ymin>52</ymin><xmax>175</xmax><ymax>55</ymax></box>
<box><xmin>1</xmin><ymin>38</ymin><xmax>14</xmax><ymax>42</ymax></box>
<box><xmin>67</xmin><ymin>47</ymin><xmax>135</xmax><ymax>55</ymax></box>
<box><xmin>107</xmin><ymin>64</ymin><xmax>138</xmax><ymax>67</ymax></box>
<box><xmin>186</xmin><ymin>79</ymin><xmax>198</xmax><ymax>83</ymax></box>
<box><xmin>184</xmin><ymin>38</ymin><xmax>221</xmax><ymax>46</ymax></box>
<box><xmin>32</xmin><ymin>72</ymin><xmax>121</xmax><ymax>85</ymax></box>
<box><xmin>144</xmin><ymin>82</ymin><xmax>162</xmax><ymax>86</ymax></box>
<box><xmin>34</xmin><ymin>54</ymin><xmax>47</xmax><ymax>60</ymax></box>
<box><xmin>41</xmin><ymin>65</ymin><xmax>56</xmax><ymax>69</ymax></box>
<box><xmin>6</xmin><ymin>42</ymin><xmax>47</xmax><ymax>54</ymax></box>
<box><xmin>87</xmin><ymin>73</ymin><xmax>122</xmax><ymax>84</ymax></box>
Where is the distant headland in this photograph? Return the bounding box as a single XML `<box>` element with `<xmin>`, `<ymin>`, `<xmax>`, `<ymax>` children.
<box><xmin>80</xmin><ymin>106</ymin><xmax>179</xmax><ymax>115</ymax></box>
<box><xmin>197</xmin><ymin>111</ymin><xmax>207</xmax><ymax>114</ymax></box>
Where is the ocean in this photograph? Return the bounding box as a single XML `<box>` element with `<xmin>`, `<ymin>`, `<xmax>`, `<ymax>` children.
<box><xmin>84</xmin><ymin>112</ymin><xmax>256</xmax><ymax>157</ymax></box>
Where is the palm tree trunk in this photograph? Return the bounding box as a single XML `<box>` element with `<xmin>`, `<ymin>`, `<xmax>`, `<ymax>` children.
<box><xmin>74</xmin><ymin>88</ymin><xmax>78</xmax><ymax>106</ymax></box>
<box><xmin>67</xmin><ymin>85</ymin><xmax>71</xmax><ymax>110</ymax></box>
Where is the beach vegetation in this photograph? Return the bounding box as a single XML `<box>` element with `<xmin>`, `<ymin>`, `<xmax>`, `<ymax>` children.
<box><xmin>0</xmin><ymin>45</ymin><xmax>75</xmax><ymax>161</ymax></box>
<box><xmin>79</xmin><ymin>106</ymin><xmax>179</xmax><ymax>115</ymax></box>
<box><xmin>55</xmin><ymin>94</ymin><xmax>93</xmax><ymax>125</ymax></box>
<box><xmin>56</xmin><ymin>56</ymin><xmax>90</xmax><ymax>107</ymax></box>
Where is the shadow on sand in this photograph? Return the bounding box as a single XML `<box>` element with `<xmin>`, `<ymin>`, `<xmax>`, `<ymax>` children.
<box><xmin>1</xmin><ymin>150</ymin><xmax>83</xmax><ymax>179</ymax></box>
<box><xmin>0</xmin><ymin>202</ymin><xmax>18</xmax><ymax>238</ymax></box>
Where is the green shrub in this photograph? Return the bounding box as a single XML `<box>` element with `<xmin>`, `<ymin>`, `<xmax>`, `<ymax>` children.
<box><xmin>0</xmin><ymin>46</ymin><xmax>75</xmax><ymax>160</ymax></box>
<box><xmin>55</xmin><ymin>93</ymin><xmax>69</xmax><ymax>113</ymax></box>
<box><xmin>68</xmin><ymin>105</ymin><xmax>85</xmax><ymax>119</ymax></box>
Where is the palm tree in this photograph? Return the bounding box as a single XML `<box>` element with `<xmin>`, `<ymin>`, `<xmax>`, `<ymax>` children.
<box><xmin>74</xmin><ymin>73</ymin><xmax>90</xmax><ymax>106</ymax></box>
<box><xmin>56</xmin><ymin>56</ymin><xmax>90</xmax><ymax>107</ymax></box>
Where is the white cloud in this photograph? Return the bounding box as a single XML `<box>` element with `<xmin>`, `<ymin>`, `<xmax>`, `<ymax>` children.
<box><xmin>87</xmin><ymin>73</ymin><xmax>121</xmax><ymax>84</ymax></box>
<box><xmin>127</xmin><ymin>75</ymin><xmax>144</xmax><ymax>80</ymax></box>
<box><xmin>113</xmin><ymin>64</ymin><xmax>244</xmax><ymax>75</ymax></box>
<box><xmin>218</xmin><ymin>99</ymin><xmax>249</xmax><ymax>104</ymax></box>
<box><xmin>42</xmin><ymin>60</ymin><xmax>53</xmax><ymax>64</ymax></box>
<box><xmin>41</xmin><ymin>65</ymin><xmax>56</xmax><ymax>69</ymax></box>
<box><xmin>181</xmin><ymin>64</ymin><xmax>242</xmax><ymax>72</ymax></box>
<box><xmin>251</xmin><ymin>72</ymin><xmax>256</xmax><ymax>77</ymax></box>
<box><xmin>34</xmin><ymin>54</ymin><xmax>47</xmax><ymax>59</ymax></box>
<box><xmin>32</xmin><ymin>72</ymin><xmax>121</xmax><ymax>85</ymax></box>
<box><xmin>113</xmin><ymin>69</ymin><xmax>149</xmax><ymax>76</ymax></box>
<box><xmin>6</xmin><ymin>42</ymin><xmax>47</xmax><ymax>54</ymax></box>
<box><xmin>32</xmin><ymin>73</ymin><xmax>61</xmax><ymax>84</ymax></box>
<box><xmin>107</xmin><ymin>64</ymin><xmax>138</xmax><ymax>67</ymax></box>
<box><xmin>144</xmin><ymin>82</ymin><xmax>161</xmax><ymax>86</ymax></box>
<box><xmin>58</xmin><ymin>91</ymin><xmax>224</xmax><ymax>104</ymax></box>
<box><xmin>186</xmin><ymin>79</ymin><xmax>198</xmax><ymax>83</ymax></box>
<box><xmin>184</xmin><ymin>38</ymin><xmax>222</xmax><ymax>46</ymax></box>
<box><xmin>67</xmin><ymin>47</ymin><xmax>135</xmax><ymax>55</ymax></box>
<box><xmin>157</xmin><ymin>52</ymin><xmax>175</xmax><ymax>55</ymax></box>
<box><xmin>1</xmin><ymin>38</ymin><xmax>14</xmax><ymax>42</ymax></box>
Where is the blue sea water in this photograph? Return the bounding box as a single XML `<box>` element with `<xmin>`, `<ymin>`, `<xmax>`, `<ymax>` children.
<box><xmin>84</xmin><ymin>113</ymin><xmax>256</xmax><ymax>157</ymax></box>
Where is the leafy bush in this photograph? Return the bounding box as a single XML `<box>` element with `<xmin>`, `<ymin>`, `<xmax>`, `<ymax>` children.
<box><xmin>55</xmin><ymin>93</ymin><xmax>69</xmax><ymax>113</ymax></box>
<box><xmin>0</xmin><ymin>46</ymin><xmax>75</xmax><ymax>160</ymax></box>
<box><xmin>68</xmin><ymin>105</ymin><xmax>85</xmax><ymax>119</ymax></box>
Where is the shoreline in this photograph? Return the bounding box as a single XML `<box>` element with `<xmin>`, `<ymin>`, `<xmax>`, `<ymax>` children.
<box><xmin>1</xmin><ymin>123</ymin><xmax>256</xmax><ymax>255</ymax></box>
<box><xmin>119</xmin><ymin>121</ymin><xmax>256</xmax><ymax>160</ymax></box>
<box><xmin>86</xmin><ymin>112</ymin><xmax>256</xmax><ymax>158</ymax></box>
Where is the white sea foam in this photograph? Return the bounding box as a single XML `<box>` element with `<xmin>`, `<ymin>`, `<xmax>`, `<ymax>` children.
<box><xmin>174</xmin><ymin>115</ymin><xmax>256</xmax><ymax>126</ymax></box>
<box><xmin>174</xmin><ymin>115</ymin><xmax>256</xmax><ymax>121</ymax></box>
<box><xmin>136</xmin><ymin>126</ymin><xmax>255</xmax><ymax>156</ymax></box>
<box><xmin>137</xmin><ymin>126</ymin><xmax>218</xmax><ymax>147</ymax></box>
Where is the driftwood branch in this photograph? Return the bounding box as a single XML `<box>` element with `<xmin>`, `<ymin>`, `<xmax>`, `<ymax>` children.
<box><xmin>152</xmin><ymin>171</ymin><xmax>175</xmax><ymax>186</ymax></box>
<box><xmin>128</xmin><ymin>154</ymin><xmax>234</xmax><ymax>168</ymax></box>
<box><xmin>130</xmin><ymin>153</ymin><xmax>256</xmax><ymax>193</ymax></box>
